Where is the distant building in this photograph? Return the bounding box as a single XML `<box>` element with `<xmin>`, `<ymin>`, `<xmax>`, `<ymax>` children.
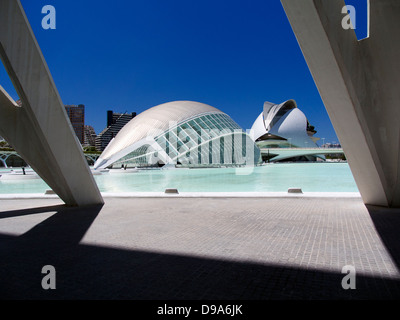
<box><xmin>83</xmin><ymin>125</ymin><xmax>97</xmax><ymax>148</ymax></box>
<box><xmin>65</xmin><ymin>104</ymin><xmax>85</xmax><ymax>144</ymax></box>
<box><xmin>95</xmin><ymin>110</ymin><xmax>136</xmax><ymax>151</ymax></box>
<box><xmin>322</xmin><ymin>142</ymin><xmax>341</xmax><ymax>148</ymax></box>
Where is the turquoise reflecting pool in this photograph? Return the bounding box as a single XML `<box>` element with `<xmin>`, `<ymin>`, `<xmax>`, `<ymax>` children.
<box><xmin>0</xmin><ymin>162</ymin><xmax>358</xmax><ymax>194</ymax></box>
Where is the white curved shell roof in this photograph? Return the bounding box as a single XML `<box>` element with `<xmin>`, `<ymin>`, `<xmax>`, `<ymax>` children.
<box><xmin>251</xmin><ymin>112</ymin><xmax>267</xmax><ymax>141</ymax></box>
<box><xmin>263</xmin><ymin>100</ymin><xmax>297</xmax><ymax>131</ymax></box>
<box><xmin>269</xmin><ymin>108</ymin><xmax>316</xmax><ymax>147</ymax></box>
<box><xmin>100</xmin><ymin>101</ymin><xmax>222</xmax><ymax>160</ymax></box>
<box><xmin>250</xmin><ymin>99</ymin><xmax>318</xmax><ymax>148</ymax></box>
<box><xmin>251</xmin><ymin>100</ymin><xmax>298</xmax><ymax>141</ymax></box>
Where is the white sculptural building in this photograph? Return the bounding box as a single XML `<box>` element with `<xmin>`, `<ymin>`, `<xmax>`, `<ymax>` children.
<box><xmin>251</xmin><ymin>99</ymin><xmax>322</xmax><ymax>161</ymax></box>
<box><xmin>251</xmin><ymin>99</ymin><xmax>319</xmax><ymax>148</ymax></box>
<box><xmin>94</xmin><ymin>101</ymin><xmax>261</xmax><ymax>169</ymax></box>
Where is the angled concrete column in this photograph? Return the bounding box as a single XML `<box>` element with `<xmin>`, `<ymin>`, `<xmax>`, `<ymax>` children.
<box><xmin>0</xmin><ymin>0</ymin><xmax>103</xmax><ymax>206</ymax></box>
<box><xmin>280</xmin><ymin>0</ymin><xmax>400</xmax><ymax>207</ymax></box>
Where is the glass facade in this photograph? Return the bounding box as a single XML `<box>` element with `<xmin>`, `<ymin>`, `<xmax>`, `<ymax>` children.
<box><xmin>113</xmin><ymin>112</ymin><xmax>261</xmax><ymax>168</ymax></box>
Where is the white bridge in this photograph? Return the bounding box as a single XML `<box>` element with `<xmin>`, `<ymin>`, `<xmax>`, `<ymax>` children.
<box><xmin>0</xmin><ymin>151</ymin><xmax>100</xmax><ymax>168</ymax></box>
<box><xmin>260</xmin><ymin>147</ymin><xmax>344</xmax><ymax>162</ymax></box>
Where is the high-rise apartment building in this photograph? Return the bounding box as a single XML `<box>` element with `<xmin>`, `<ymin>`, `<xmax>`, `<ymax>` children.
<box><xmin>95</xmin><ymin>111</ymin><xmax>136</xmax><ymax>151</ymax></box>
<box><xmin>83</xmin><ymin>125</ymin><xmax>97</xmax><ymax>148</ymax></box>
<box><xmin>65</xmin><ymin>104</ymin><xmax>85</xmax><ymax>144</ymax></box>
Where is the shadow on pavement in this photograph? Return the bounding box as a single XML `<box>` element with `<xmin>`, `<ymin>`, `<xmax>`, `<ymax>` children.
<box><xmin>367</xmin><ymin>205</ymin><xmax>400</xmax><ymax>273</ymax></box>
<box><xmin>0</xmin><ymin>203</ymin><xmax>399</xmax><ymax>300</ymax></box>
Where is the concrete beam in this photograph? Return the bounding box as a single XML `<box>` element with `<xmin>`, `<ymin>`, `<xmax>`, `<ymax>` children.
<box><xmin>0</xmin><ymin>0</ymin><xmax>103</xmax><ymax>206</ymax></box>
<box><xmin>280</xmin><ymin>0</ymin><xmax>400</xmax><ymax>207</ymax></box>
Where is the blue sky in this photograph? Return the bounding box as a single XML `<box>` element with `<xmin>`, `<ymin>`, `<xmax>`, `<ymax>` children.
<box><xmin>0</xmin><ymin>0</ymin><xmax>367</xmax><ymax>144</ymax></box>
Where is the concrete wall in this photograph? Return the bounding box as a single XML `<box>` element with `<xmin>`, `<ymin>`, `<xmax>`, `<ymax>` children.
<box><xmin>0</xmin><ymin>0</ymin><xmax>103</xmax><ymax>206</ymax></box>
<box><xmin>281</xmin><ymin>0</ymin><xmax>400</xmax><ymax>207</ymax></box>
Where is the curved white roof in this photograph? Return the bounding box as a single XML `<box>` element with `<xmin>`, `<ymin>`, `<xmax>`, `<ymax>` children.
<box><xmin>269</xmin><ymin>108</ymin><xmax>316</xmax><ymax>148</ymax></box>
<box><xmin>250</xmin><ymin>112</ymin><xmax>267</xmax><ymax>141</ymax></box>
<box><xmin>263</xmin><ymin>100</ymin><xmax>297</xmax><ymax>131</ymax></box>
<box><xmin>100</xmin><ymin>101</ymin><xmax>222</xmax><ymax>160</ymax></box>
<box><xmin>251</xmin><ymin>99</ymin><xmax>298</xmax><ymax>141</ymax></box>
<box><xmin>250</xmin><ymin>99</ymin><xmax>318</xmax><ymax>148</ymax></box>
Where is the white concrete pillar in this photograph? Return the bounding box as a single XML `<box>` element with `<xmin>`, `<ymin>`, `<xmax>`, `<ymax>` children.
<box><xmin>0</xmin><ymin>0</ymin><xmax>103</xmax><ymax>206</ymax></box>
<box><xmin>280</xmin><ymin>0</ymin><xmax>400</xmax><ymax>207</ymax></box>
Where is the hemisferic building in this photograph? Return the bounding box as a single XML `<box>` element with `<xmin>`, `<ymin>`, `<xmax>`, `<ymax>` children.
<box><xmin>94</xmin><ymin>101</ymin><xmax>261</xmax><ymax>169</ymax></box>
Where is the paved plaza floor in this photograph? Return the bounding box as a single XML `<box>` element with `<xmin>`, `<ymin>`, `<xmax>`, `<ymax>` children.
<box><xmin>0</xmin><ymin>196</ymin><xmax>399</xmax><ymax>300</ymax></box>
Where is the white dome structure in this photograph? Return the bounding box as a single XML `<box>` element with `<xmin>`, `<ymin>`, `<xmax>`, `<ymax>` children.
<box><xmin>94</xmin><ymin>101</ymin><xmax>261</xmax><ymax>169</ymax></box>
<box><xmin>251</xmin><ymin>100</ymin><xmax>319</xmax><ymax>148</ymax></box>
<box><xmin>251</xmin><ymin>100</ymin><xmax>321</xmax><ymax>161</ymax></box>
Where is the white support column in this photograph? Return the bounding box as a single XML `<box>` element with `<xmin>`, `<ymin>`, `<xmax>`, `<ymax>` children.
<box><xmin>0</xmin><ymin>0</ymin><xmax>103</xmax><ymax>206</ymax></box>
<box><xmin>280</xmin><ymin>0</ymin><xmax>400</xmax><ymax>207</ymax></box>
<box><xmin>0</xmin><ymin>154</ymin><xmax>8</xmax><ymax>168</ymax></box>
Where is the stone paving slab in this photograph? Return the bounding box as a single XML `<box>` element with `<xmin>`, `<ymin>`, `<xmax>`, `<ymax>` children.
<box><xmin>0</xmin><ymin>197</ymin><xmax>399</xmax><ymax>299</ymax></box>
